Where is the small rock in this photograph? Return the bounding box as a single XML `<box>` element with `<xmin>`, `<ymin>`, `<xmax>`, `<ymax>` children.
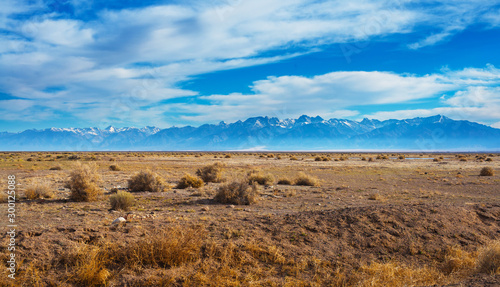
<box><xmin>227</xmin><ymin>205</ymin><xmax>235</xmax><ymax>209</ymax></box>
<box><xmin>112</xmin><ymin>217</ymin><xmax>126</xmax><ymax>225</ymax></box>
<box><xmin>201</xmin><ymin>206</ymin><xmax>210</xmax><ymax>211</ymax></box>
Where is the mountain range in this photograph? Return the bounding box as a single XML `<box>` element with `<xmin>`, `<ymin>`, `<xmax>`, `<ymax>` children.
<box><xmin>0</xmin><ymin>115</ymin><xmax>499</xmax><ymax>151</ymax></box>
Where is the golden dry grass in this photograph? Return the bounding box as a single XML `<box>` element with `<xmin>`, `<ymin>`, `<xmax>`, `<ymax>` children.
<box><xmin>25</xmin><ymin>181</ymin><xmax>55</xmax><ymax>200</ymax></box>
<box><xmin>476</xmin><ymin>240</ymin><xmax>500</xmax><ymax>274</ymax></box>
<box><xmin>354</xmin><ymin>261</ymin><xmax>445</xmax><ymax>287</ymax></box>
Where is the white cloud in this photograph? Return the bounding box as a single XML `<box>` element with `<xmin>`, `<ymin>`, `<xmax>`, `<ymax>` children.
<box><xmin>21</xmin><ymin>19</ymin><xmax>94</xmax><ymax>47</ymax></box>
<box><xmin>1</xmin><ymin>0</ymin><xmax>500</xmax><ymax>128</ymax></box>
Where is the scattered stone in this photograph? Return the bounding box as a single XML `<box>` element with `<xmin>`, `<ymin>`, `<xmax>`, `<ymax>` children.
<box><xmin>112</xmin><ymin>217</ymin><xmax>126</xmax><ymax>225</ymax></box>
<box><xmin>227</xmin><ymin>205</ymin><xmax>236</xmax><ymax>209</ymax></box>
<box><xmin>201</xmin><ymin>206</ymin><xmax>210</xmax><ymax>211</ymax></box>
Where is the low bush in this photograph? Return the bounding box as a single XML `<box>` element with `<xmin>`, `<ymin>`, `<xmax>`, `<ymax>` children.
<box><xmin>109</xmin><ymin>165</ymin><xmax>121</xmax><ymax>171</ymax></box>
<box><xmin>128</xmin><ymin>170</ymin><xmax>169</xmax><ymax>192</ymax></box>
<box><xmin>65</xmin><ymin>163</ymin><xmax>103</xmax><ymax>202</ymax></box>
<box><xmin>176</xmin><ymin>174</ymin><xmax>204</xmax><ymax>189</ymax></box>
<box><xmin>49</xmin><ymin>166</ymin><xmax>62</xmax><ymax>170</ymax></box>
<box><xmin>247</xmin><ymin>170</ymin><xmax>274</xmax><ymax>186</ymax></box>
<box><xmin>277</xmin><ymin>178</ymin><xmax>292</xmax><ymax>185</ymax></box>
<box><xmin>196</xmin><ymin>162</ymin><xmax>225</xmax><ymax>183</ymax></box>
<box><xmin>294</xmin><ymin>172</ymin><xmax>320</xmax><ymax>186</ymax></box>
<box><xmin>214</xmin><ymin>181</ymin><xmax>258</xmax><ymax>205</ymax></box>
<box><xmin>480</xmin><ymin>167</ymin><xmax>494</xmax><ymax>176</ymax></box>
<box><xmin>109</xmin><ymin>191</ymin><xmax>135</xmax><ymax>211</ymax></box>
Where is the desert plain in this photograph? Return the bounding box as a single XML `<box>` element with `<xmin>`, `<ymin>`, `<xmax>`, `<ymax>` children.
<box><xmin>0</xmin><ymin>152</ymin><xmax>499</xmax><ymax>286</ymax></box>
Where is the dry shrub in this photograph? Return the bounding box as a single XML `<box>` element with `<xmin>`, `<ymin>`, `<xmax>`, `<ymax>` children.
<box><xmin>354</xmin><ymin>261</ymin><xmax>444</xmax><ymax>287</ymax></box>
<box><xmin>196</xmin><ymin>162</ymin><xmax>226</xmax><ymax>183</ymax></box>
<box><xmin>128</xmin><ymin>170</ymin><xmax>169</xmax><ymax>192</ymax></box>
<box><xmin>109</xmin><ymin>191</ymin><xmax>135</xmax><ymax>211</ymax></box>
<box><xmin>290</xmin><ymin>156</ymin><xmax>298</xmax><ymax>160</ymax></box>
<box><xmin>476</xmin><ymin>240</ymin><xmax>500</xmax><ymax>274</ymax></box>
<box><xmin>214</xmin><ymin>181</ymin><xmax>258</xmax><ymax>205</ymax></box>
<box><xmin>61</xmin><ymin>244</ymin><xmax>111</xmax><ymax>286</ymax></box>
<box><xmin>247</xmin><ymin>170</ymin><xmax>275</xmax><ymax>186</ymax></box>
<box><xmin>479</xmin><ymin>167</ymin><xmax>494</xmax><ymax>176</ymax></box>
<box><xmin>49</xmin><ymin>166</ymin><xmax>62</xmax><ymax>170</ymax></box>
<box><xmin>277</xmin><ymin>178</ymin><xmax>292</xmax><ymax>185</ymax></box>
<box><xmin>65</xmin><ymin>163</ymin><xmax>103</xmax><ymax>202</ymax></box>
<box><xmin>177</xmin><ymin>174</ymin><xmax>204</xmax><ymax>189</ymax></box>
<box><xmin>25</xmin><ymin>181</ymin><xmax>54</xmax><ymax>199</ymax></box>
<box><xmin>109</xmin><ymin>164</ymin><xmax>121</xmax><ymax>171</ymax></box>
<box><xmin>294</xmin><ymin>172</ymin><xmax>320</xmax><ymax>186</ymax></box>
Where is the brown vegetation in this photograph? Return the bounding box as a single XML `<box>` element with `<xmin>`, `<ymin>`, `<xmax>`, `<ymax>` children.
<box><xmin>65</xmin><ymin>162</ymin><xmax>103</xmax><ymax>201</ymax></box>
<box><xmin>214</xmin><ymin>181</ymin><xmax>258</xmax><ymax>205</ymax></box>
<box><xmin>109</xmin><ymin>190</ymin><xmax>135</xmax><ymax>211</ymax></box>
<box><xmin>176</xmin><ymin>174</ymin><xmax>204</xmax><ymax>189</ymax></box>
<box><xmin>128</xmin><ymin>170</ymin><xmax>169</xmax><ymax>192</ymax></box>
<box><xmin>196</xmin><ymin>162</ymin><xmax>225</xmax><ymax>183</ymax></box>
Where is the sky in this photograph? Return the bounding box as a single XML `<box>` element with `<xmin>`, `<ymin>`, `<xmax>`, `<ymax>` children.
<box><xmin>0</xmin><ymin>0</ymin><xmax>500</xmax><ymax>132</ymax></box>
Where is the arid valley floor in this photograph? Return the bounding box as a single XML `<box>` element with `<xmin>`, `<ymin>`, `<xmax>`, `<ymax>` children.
<box><xmin>0</xmin><ymin>152</ymin><xmax>499</xmax><ymax>286</ymax></box>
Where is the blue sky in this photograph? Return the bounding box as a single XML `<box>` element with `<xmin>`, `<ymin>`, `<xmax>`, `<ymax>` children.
<box><xmin>1</xmin><ymin>0</ymin><xmax>500</xmax><ymax>132</ymax></box>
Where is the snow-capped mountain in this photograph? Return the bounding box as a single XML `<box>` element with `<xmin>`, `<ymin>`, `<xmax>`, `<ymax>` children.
<box><xmin>0</xmin><ymin>115</ymin><xmax>498</xmax><ymax>151</ymax></box>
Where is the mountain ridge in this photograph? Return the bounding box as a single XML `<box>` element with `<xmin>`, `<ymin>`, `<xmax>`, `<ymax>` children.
<box><xmin>1</xmin><ymin>115</ymin><xmax>499</xmax><ymax>151</ymax></box>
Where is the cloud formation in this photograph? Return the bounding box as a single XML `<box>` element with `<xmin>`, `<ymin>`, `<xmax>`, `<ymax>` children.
<box><xmin>0</xmin><ymin>0</ymin><xmax>499</xmax><ymax>129</ymax></box>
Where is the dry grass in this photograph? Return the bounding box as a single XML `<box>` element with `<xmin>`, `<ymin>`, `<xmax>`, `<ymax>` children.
<box><xmin>476</xmin><ymin>240</ymin><xmax>500</xmax><ymax>274</ymax></box>
<box><xmin>196</xmin><ymin>162</ymin><xmax>226</xmax><ymax>183</ymax></box>
<box><xmin>214</xmin><ymin>181</ymin><xmax>258</xmax><ymax>205</ymax></box>
<box><xmin>247</xmin><ymin>170</ymin><xmax>275</xmax><ymax>186</ymax></box>
<box><xmin>294</xmin><ymin>172</ymin><xmax>320</xmax><ymax>186</ymax></box>
<box><xmin>61</xmin><ymin>244</ymin><xmax>111</xmax><ymax>286</ymax></box>
<box><xmin>121</xmin><ymin>225</ymin><xmax>205</xmax><ymax>268</ymax></box>
<box><xmin>59</xmin><ymin>225</ymin><xmax>204</xmax><ymax>286</ymax></box>
<box><xmin>65</xmin><ymin>162</ymin><xmax>103</xmax><ymax>202</ymax></box>
<box><xmin>354</xmin><ymin>261</ymin><xmax>445</xmax><ymax>287</ymax></box>
<box><xmin>25</xmin><ymin>181</ymin><xmax>54</xmax><ymax>200</ymax></box>
<box><xmin>443</xmin><ymin>245</ymin><xmax>477</xmax><ymax>275</ymax></box>
<box><xmin>177</xmin><ymin>174</ymin><xmax>204</xmax><ymax>189</ymax></box>
<box><xmin>479</xmin><ymin>167</ymin><xmax>494</xmax><ymax>176</ymax></box>
<box><xmin>128</xmin><ymin>170</ymin><xmax>169</xmax><ymax>192</ymax></box>
<box><xmin>109</xmin><ymin>190</ymin><xmax>135</xmax><ymax>211</ymax></box>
